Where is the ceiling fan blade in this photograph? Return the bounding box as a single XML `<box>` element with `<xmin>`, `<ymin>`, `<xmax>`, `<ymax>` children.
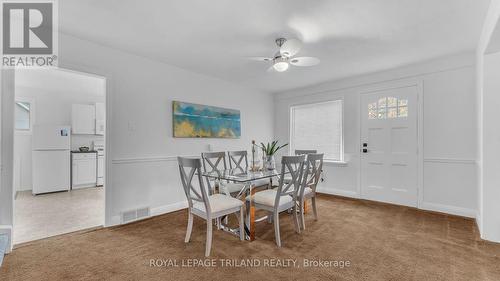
<box><xmin>289</xmin><ymin>56</ymin><xmax>320</xmax><ymax>67</ymax></box>
<box><xmin>247</xmin><ymin>56</ymin><xmax>273</xmax><ymax>62</ymax></box>
<box><xmin>280</xmin><ymin>38</ymin><xmax>302</xmax><ymax>57</ymax></box>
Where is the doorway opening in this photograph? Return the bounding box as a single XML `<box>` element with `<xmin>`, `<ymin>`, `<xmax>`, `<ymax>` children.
<box><xmin>13</xmin><ymin>68</ymin><xmax>106</xmax><ymax>244</ymax></box>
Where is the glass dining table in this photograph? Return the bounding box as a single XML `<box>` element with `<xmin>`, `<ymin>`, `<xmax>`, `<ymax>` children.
<box><xmin>202</xmin><ymin>168</ymin><xmax>285</xmax><ymax>241</ymax></box>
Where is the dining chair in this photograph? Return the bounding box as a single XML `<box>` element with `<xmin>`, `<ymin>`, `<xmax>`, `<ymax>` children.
<box><xmin>283</xmin><ymin>150</ymin><xmax>317</xmax><ymax>184</ymax></box>
<box><xmin>227</xmin><ymin>150</ymin><xmax>248</xmax><ymax>171</ymax></box>
<box><xmin>200</xmin><ymin>151</ymin><xmax>237</xmax><ymax>195</ymax></box>
<box><xmin>201</xmin><ymin>151</ymin><xmax>246</xmax><ymax>196</ymax></box>
<box><xmin>178</xmin><ymin>157</ymin><xmax>245</xmax><ymax>257</ymax></box>
<box><xmin>201</xmin><ymin>152</ymin><xmax>227</xmax><ymax>193</ymax></box>
<box><xmin>298</xmin><ymin>153</ymin><xmax>323</xmax><ymax>230</ymax></box>
<box><xmin>228</xmin><ymin>150</ymin><xmax>269</xmax><ymax>189</ymax></box>
<box><xmin>246</xmin><ymin>155</ymin><xmax>305</xmax><ymax>247</ymax></box>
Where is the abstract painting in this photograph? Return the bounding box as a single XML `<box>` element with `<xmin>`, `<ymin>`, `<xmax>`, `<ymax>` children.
<box><xmin>173</xmin><ymin>101</ymin><xmax>241</xmax><ymax>138</ymax></box>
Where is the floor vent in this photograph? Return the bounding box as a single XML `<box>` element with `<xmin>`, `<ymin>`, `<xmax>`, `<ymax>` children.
<box><xmin>121</xmin><ymin>207</ymin><xmax>151</xmax><ymax>224</ymax></box>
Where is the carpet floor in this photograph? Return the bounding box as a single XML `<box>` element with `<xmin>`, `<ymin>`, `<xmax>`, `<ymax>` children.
<box><xmin>1</xmin><ymin>194</ymin><xmax>500</xmax><ymax>281</ymax></box>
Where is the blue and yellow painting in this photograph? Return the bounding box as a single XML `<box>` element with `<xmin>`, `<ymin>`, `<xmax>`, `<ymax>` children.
<box><xmin>173</xmin><ymin>101</ymin><xmax>241</xmax><ymax>138</ymax></box>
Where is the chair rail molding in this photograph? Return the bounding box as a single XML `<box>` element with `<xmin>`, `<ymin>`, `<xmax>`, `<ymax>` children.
<box><xmin>111</xmin><ymin>155</ymin><xmax>197</xmax><ymax>165</ymax></box>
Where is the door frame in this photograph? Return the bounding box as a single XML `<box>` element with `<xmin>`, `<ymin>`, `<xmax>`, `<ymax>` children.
<box><xmin>6</xmin><ymin>62</ymin><xmax>113</xmax><ymax>248</ymax></box>
<box><xmin>357</xmin><ymin>79</ymin><xmax>424</xmax><ymax>208</ymax></box>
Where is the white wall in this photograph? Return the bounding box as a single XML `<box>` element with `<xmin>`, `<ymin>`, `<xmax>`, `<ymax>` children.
<box><xmin>13</xmin><ymin>70</ymin><xmax>105</xmax><ymax>191</ymax></box>
<box><xmin>56</xmin><ymin>33</ymin><xmax>274</xmax><ymax>225</ymax></box>
<box><xmin>274</xmin><ymin>52</ymin><xmax>477</xmax><ymax>218</ymax></box>
<box><xmin>482</xmin><ymin>51</ymin><xmax>500</xmax><ymax>242</ymax></box>
<box><xmin>476</xmin><ymin>0</ymin><xmax>500</xmax><ymax>242</ymax></box>
<box><xmin>0</xmin><ymin>70</ymin><xmax>15</xmax><ymax>252</ymax></box>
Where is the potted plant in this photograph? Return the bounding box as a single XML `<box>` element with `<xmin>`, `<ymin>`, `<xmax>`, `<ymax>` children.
<box><xmin>258</xmin><ymin>141</ymin><xmax>288</xmax><ymax>170</ymax></box>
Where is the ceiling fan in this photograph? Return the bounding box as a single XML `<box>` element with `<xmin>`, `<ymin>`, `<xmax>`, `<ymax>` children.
<box><xmin>249</xmin><ymin>38</ymin><xmax>320</xmax><ymax>72</ymax></box>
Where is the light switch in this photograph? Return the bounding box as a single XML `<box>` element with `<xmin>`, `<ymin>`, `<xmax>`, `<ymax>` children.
<box><xmin>127</xmin><ymin>122</ymin><xmax>136</xmax><ymax>132</ymax></box>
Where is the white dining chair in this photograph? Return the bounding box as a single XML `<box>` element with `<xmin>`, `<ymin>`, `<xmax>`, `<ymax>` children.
<box><xmin>283</xmin><ymin>149</ymin><xmax>317</xmax><ymax>184</ymax></box>
<box><xmin>178</xmin><ymin>157</ymin><xmax>245</xmax><ymax>257</ymax></box>
<box><xmin>202</xmin><ymin>151</ymin><xmax>246</xmax><ymax>196</ymax></box>
<box><xmin>228</xmin><ymin>150</ymin><xmax>269</xmax><ymax>189</ymax></box>
<box><xmin>246</xmin><ymin>155</ymin><xmax>305</xmax><ymax>247</ymax></box>
<box><xmin>298</xmin><ymin>153</ymin><xmax>323</xmax><ymax>230</ymax></box>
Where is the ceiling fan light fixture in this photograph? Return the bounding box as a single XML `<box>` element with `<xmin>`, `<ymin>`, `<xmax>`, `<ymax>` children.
<box><xmin>273</xmin><ymin>61</ymin><xmax>289</xmax><ymax>72</ymax></box>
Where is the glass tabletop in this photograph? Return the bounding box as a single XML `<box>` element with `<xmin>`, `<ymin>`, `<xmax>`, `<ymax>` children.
<box><xmin>201</xmin><ymin>168</ymin><xmax>283</xmax><ymax>183</ymax></box>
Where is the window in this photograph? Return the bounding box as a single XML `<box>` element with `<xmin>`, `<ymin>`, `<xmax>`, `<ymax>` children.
<box><xmin>290</xmin><ymin>100</ymin><xmax>343</xmax><ymax>161</ymax></box>
<box><xmin>368</xmin><ymin>96</ymin><xmax>408</xmax><ymax>120</ymax></box>
<box><xmin>15</xmin><ymin>98</ymin><xmax>34</xmax><ymax>132</ymax></box>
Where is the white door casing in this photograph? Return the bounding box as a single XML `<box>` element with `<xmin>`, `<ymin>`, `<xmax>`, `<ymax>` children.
<box><xmin>360</xmin><ymin>85</ymin><xmax>418</xmax><ymax>207</ymax></box>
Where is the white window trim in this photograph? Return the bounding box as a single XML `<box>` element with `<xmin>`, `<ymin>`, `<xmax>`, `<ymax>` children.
<box><xmin>14</xmin><ymin>97</ymin><xmax>35</xmax><ymax>135</ymax></box>
<box><xmin>289</xmin><ymin>99</ymin><xmax>344</xmax><ymax>162</ymax></box>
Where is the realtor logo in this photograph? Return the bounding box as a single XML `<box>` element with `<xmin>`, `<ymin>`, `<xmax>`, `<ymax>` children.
<box><xmin>1</xmin><ymin>0</ymin><xmax>58</xmax><ymax>67</ymax></box>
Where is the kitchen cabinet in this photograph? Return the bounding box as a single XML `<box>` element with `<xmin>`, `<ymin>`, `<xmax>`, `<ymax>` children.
<box><xmin>72</xmin><ymin>104</ymin><xmax>96</xmax><ymax>134</ymax></box>
<box><xmin>95</xmin><ymin>102</ymin><xmax>105</xmax><ymax>135</ymax></box>
<box><xmin>71</xmin><ymin>152</ymin><xmax>97</xmax><ymax>189</ymax></box>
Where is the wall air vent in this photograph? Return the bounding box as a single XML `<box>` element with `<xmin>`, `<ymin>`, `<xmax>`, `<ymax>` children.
<box><xmin>121</xmin><ymin>207</ymin><xmax>151</xmax><ymax>224</ymax></box>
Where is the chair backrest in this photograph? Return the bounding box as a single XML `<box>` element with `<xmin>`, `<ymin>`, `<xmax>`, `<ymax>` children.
<box><xmin>295</xmin><ymin>149</ymin><xmax>317</xmax><ymax>155</ymax></box>
<box><xmin>201</xmin><ymin>151</ymin><xmax>227</xmax><ymax>172</ymax></box>
<box><xmin>177</xmin><ymin>157</ymin><xmax>211</xmax><ymax>214</ymax></box>
<box><xmin>275</xmin><ymin>155</ymin><xmax>306</xmax><ymax>207</ymax></box>
<box><xmin>201</xmin><ymin>151</ymin><xmax>227</xmax><ymax>192</ymax></box>
<box><xmin>227</xmin><ymin>150</ymin><xmax>248</xmax><ymax>172</ymax></box>
<box><xmin>299</xmin><ymin>153</ymin><xmax>324</xmax><ymax>197</ymax></box>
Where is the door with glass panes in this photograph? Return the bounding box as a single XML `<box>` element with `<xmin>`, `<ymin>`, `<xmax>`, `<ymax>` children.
<box><xmin>360</xmin><ymin>86</ymin><xmax>418</xmax><ymax>207</ymax></box>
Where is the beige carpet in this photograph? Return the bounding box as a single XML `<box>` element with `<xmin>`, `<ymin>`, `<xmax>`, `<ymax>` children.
<box><xmin>2</xmin><ymin>194</ymin><xmax>500</xmax><ymax>281</ymax></box>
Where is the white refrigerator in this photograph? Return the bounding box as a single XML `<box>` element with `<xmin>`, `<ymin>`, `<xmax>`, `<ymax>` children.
<box><xmin>32</xmin><ymin>125</ymin><xmax>71</xmax><ymax>195</ymax></box>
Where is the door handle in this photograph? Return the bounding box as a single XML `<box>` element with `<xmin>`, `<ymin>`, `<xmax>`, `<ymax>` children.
<box><xmin>362</xmin><ymin>143</ymin><xmax>368</xmax><ymax>153</ymax></box>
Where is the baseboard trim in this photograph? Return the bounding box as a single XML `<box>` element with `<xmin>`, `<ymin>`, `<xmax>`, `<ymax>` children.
<box><xmin>423</xmin><ymin>158</ymin><xmax>477</xmax><ymax>165</ymax></box>
<box><xmin>420</xmin><ymin>202</ymin><xmax>476</xmax><ymax>218</ymax></box>
<box><xmin>0</xmin><ymin>225</ymin><xmax>13</xmax><ymax>254</ymax></box>
<box><xmin>150</xmin><ymin>201</ymin><xmax>188</xmax><ymax>216</ymax></box>
<box><xmin>476</xmin><ymin>212</ymin><xmax>482</xmax><ymax>234</ymax></box>
<box><xmin>109</xmin><ymin>201</ymin><xmax>188</xmax><ymax>227</ymax></box>
<box><xmin>316</xmin><ymin>187</ymin><xmax>360</xmax><ymax>199</ymax></box>
<box><xmin>316</xmin><ymin>187</ymin><xmax>476</xmax><ymax>218</ymax></box>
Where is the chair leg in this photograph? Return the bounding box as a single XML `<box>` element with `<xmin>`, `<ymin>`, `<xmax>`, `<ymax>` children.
<box><xmin>245</xmin><ymin>200</ymin><xmax>250</xmax><ymax>226</ymax></box>
<box><xmin>312</xmin><ymin>196</ymin><xmax>318</xmax><ymax>221</ymax></box>
<box><xmin>185</xmin><ymin>211</ymin><xmax>193</xmax><ymax>243</ymax></box>
<box><xmin>299</xmin><ymin>199</ymin><xmax>306</xmax><ymax>230</ymax></box>
<box><xmin>267</xmin><ymin>212</ymin><xmax>273</xmax><ymax>223</ymax></box>
<box><xmin>292</xmin><ymin>204</ymin><xmax>301</xmax><ymax>234</ymax></box>
<box><xmin>239</xmin><ymin>207</ymin><xmax>245</xmax><ymax>241</ymax></box>
<box><xmin>216</xmin><ymin>217</ymin><xmax>221</xmax><ymax>230</ymax></box>
<box><xmin>205</xmin><ymin>219</ymin><xmax>213</xmax><ymax>257</ymax></box>
<box><xmin>274</xmin><ymin>211</ymin><xmax>281</xmax><ymax>247</ymax></box>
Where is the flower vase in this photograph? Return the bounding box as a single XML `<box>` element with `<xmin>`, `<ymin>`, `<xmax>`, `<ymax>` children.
<box><xmin>263</xmin><ymin>155</ymin><xmax>276</xmax><ymax>170</ymax></box>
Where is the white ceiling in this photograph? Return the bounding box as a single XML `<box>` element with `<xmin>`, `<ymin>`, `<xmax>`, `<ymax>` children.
<box><xmin>59</xmin><ymin>0</ymin><xmax>490</xmax><ymax>93</ymax></box>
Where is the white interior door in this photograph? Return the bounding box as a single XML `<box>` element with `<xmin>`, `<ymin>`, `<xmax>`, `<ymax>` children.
<box><xmin>360</xmin><ymin>86</ymin><xmax>418</xmax><ymax>207</ymax></box>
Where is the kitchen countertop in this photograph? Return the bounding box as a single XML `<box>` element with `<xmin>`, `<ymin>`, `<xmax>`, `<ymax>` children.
<box><xmin>71</xmin><ymin>150</ymin><xmax>98</xmax><ymax>153</ymax></box>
